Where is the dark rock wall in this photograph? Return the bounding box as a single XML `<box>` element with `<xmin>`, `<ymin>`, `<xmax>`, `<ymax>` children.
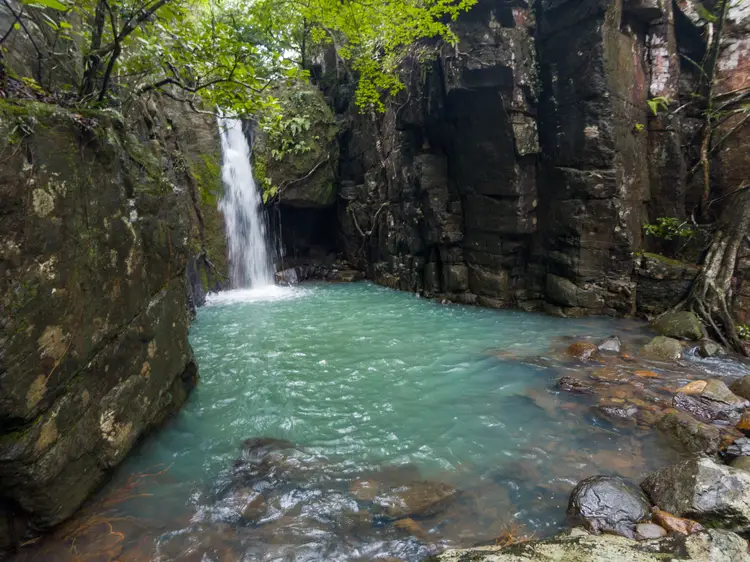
<box><xmin>321</xmin><ymin>0</ymin><xmax>748</xmax><ymax>318</ymax></box>
<box><xmin>0</xmin><ymin>100</ymin><xmax>223</xmax><ymax>548</ymax></box>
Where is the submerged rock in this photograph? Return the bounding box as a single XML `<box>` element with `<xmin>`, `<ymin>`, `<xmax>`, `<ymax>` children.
<box><xmin>567</xmin><ymin>342</ymin><xmax>599</xmax><ymax>360</ymax></box>
<box><xmin>567</xmin><ymin>476</ymin><xmax>650</xmax><ymax>538</ymax></box>
<box><xmin>641</xmin><ymin>336</ymin><xmax>683</xmax><ymax>361</ymax></box>
<box><xmin>641</xmin><ymin>457</ymin><xmax>750</xmax><ymax>535</ymax></box>
<box><xmin>672</xmin><ymin>380</ymin><xmax>747</xmax><ymax>424</ymax></box>
<box><xmin>651</xmin><ymin>311</ymin><xmax>703</xmax><ymax>341</ymax></box>
<box><xmin>657</xmin><ymin>411</ymin><xmax>721</xmax><ymax>455</ymax></box>
<box><xmin>557</xmin><ymin>376</ymin><xmax>596</xmax><ymax>395</ymax></box>
<box><xmin>597</xmin><ymin>336</ymin><xmax>622</xmax><ymax>353</ymax></box>
<box><xmin>372</xmin><ymin>480</ymin><xmax>458</xmax><ymax>520</ymax></box>
<box><xmin>432</xmin><ymin>527</ymin><xmax>750</xmax><ymax>561</ymax></box>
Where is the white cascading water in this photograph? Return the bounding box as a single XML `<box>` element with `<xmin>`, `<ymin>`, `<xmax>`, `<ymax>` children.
<box><xmin>217</xmin><ymin>117</ymin><xmax>274</xmax><ymax>288</ymax></box>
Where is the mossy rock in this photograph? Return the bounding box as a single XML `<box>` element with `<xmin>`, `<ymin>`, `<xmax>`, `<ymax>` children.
<box><xmin>651</xmin><ymin>311</ymin><xmax>703</xmax><ymax>341</ymax></box>
<box><xmin>641</xmin><ymin>336</ymin><xmax>683</xmax><ymax>361</ymax></box>
<box><xmin>253</xmin><ymin>80</ymin><xmax>339</xmax><ymax>207</ymax></box>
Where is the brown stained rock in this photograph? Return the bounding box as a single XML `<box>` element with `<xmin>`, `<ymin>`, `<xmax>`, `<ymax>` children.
<box><xmin>394</xmin><ymin>517</ymin><xmax>427</xmax><ymax>539</ymax></box>
<box><xmin>590</xmin><ymin>368</ymin><xmax>630</xmax><ymax>384</ymax></box>
<box><xmin>676</xmin><ymin>381</ymin><xmax>708</xmax><ymax>395</ymax></box>
<box><xmin>567</xmin><ymin>342</ymin><xmax>599</xmax><ymax>360</ymax></box>
<box><xmin>737</xmin><ymin>411</ymin><xmax>750</xmax><ymax>434</ymax></box>
<box><xmin>650</xmin><ymin>507</ymin><xmax>704</xmax><ymax>535</ymax></box>
<box><xmin>634</xmin><ymin>370</ymin><xmax>660</xmax><ymax>379</ymax></box>
<box><xmin>731</xmin><ymin>457</ymin><xmax>750</xmax><ymax>472</ymax></box>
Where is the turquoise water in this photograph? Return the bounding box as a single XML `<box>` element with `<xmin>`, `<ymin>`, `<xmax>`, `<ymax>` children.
<box><xmin>19</xmin><ymin>282</ymin><xmax>690</xmax><ymax>561</ymax></box>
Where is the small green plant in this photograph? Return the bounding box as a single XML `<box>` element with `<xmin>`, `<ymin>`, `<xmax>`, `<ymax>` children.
<box><xmin>643</xmin><ymin>217</ymin><xmax>696</xmax><ymax>240</ymax></box>
<box><xmin>20</xmin><ymin>77</ymin><xmax>46</xmax><ymax>96</ymax></box>
<box><xmin>647</xmin><ymin>96</ymin><xmax>671</xmax><ymax>116</ymax></box>
<box><xmin>738</xmin><ymin>324</ymin><xmax>750</xmax><ymax>340</ymax></box>
<box><xmin>633</xmin><ymin>122</ymin><xmax>646</xmax><ymax>133</ymax></box>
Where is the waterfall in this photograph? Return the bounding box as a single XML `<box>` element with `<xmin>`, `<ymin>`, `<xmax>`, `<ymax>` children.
<box><xmin>217</xmin><ymin>117</ymin><xmax>274</xmax><ymax>288</ymax></box>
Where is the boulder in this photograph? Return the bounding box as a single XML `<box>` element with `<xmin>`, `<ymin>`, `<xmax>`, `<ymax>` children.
<box><xmin>557</xmin><ymin>376</ymin><xmax>596</xmax><ymax>395</ymax></box>
<box><xmin>641</xmin><ymin>336</ymin><xmax>683</xmax><ymax>361</ymax></box>
<box><xmin>697</xmin><ymin>340</ymin><xmax>725</xmax><ymax>358</ymax></box>
<box><xmin>641</xmin><ymin>457</ymin><xmax>750</xmax><ymax>534</ymax></box>
<box><xmin>651</xmin><ymin>311</ymin><xmax>703</xmax><ymax>341</ymax></box>
<box><xmin>702</xmin><ymin>380</ymin><xmax>748</xmax><ymax>409</ymax></box>
<box><xmin>567</xmin><ymin>476</ymin><xmax>651</xmax><ymax>538</ymax></box>
<box><xmin>597</xmin><ymin>336</ymin><xmax>622</xmax><ymax>353</ymax></box>
<box><xmin>657</xmin><ymin>411</ymin><xmax>722</xmax><ymax>455</ymax></box>
<box><xmin>433</xmin><ymin>527</ymin><xmax>750</xmax><ymax>561</ymax></box>
<box><xmin>731</xmin><ymin>377</ymin><xmax>750</xmax><ymax>401</ymax></box>
<box><xmin>651</xmin><ymin>507</ymin><xmax>704</xmax><ymax>535</ymax></box>
<box><xmin>597</xmin><ymin>404</ymin><xmax>639</xmax><ymax>421</ymax></box>
<box><xmin>672</xmin><ymin>381</ymin><xmax>747</xmax><ymax>424</ymax></box>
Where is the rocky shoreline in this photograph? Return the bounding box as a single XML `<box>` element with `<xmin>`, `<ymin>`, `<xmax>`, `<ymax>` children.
<box><xmin>433</xmin><ymin>311</ymin><xmax>750</xmax><ymax>561</ymax></box>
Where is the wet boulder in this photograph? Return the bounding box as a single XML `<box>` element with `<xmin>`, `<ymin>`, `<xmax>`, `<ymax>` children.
<box><xmin>641</xmin><ymin>336</ymin><xmax>683</xmax><ymax>361</ymax></box>
<box><xmin>567</xmin><ymin>476</ymin><xmax>651</xmax><ymax>538</ymax></box>
<box><xmin>641</xmin><ymin>457</ymin><xmax>750</xmax><ymax>535</ymax></box>
<box><xmin>557</xmin><ymin>376</ymin><xmax>596</xmax><ymax>395</ymax></box>
<box><xmin>651</xmin><ymin>311</ymin><xmax>703</xmax><ymax>341</ymax></box>
<box><xmin>597</xmin><ymin>336</ymin><xmax>622</xmax><ymax>353</ymax></box>
<box><xmin>657</xmin><ymin>411</ymin><xmax>722</xmax><ymax>455</ymax></box>
<box><xmin>697</xmin><ymin>340</ymin><xmax>725</xmax><ymax>358</ymax></box>
<box><xmin>672</xmin><ymin>380</ymin><xmax>747</xmax><ymax>424</ymax></box>
<box><xmin>596</xmin><ymin>404</ymin><xmax>638</xmax><ymax>422</ymax></box>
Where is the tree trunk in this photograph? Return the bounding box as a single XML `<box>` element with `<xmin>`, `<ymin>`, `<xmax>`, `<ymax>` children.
<box><xmin>683</xmin><ymin>188</ymin><xmax>750</xmax><ymax>353</ymax></box>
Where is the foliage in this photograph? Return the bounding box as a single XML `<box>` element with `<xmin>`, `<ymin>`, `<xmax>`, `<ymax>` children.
<box><xmin>646</xmin><ymin>96</ymin><xmax>671</xmax><ymax>116</ymax></box>
<box><xmin>738</xmin><ymin>324</ymin><xmax>750</xmax><ymax>340</ymax></box>
<box><xmin>643</xmin><ymin>217</ymin><xmax>696</xmax><ymax>241</ymax></box>
<box><xmin>2</xmin><ymin>0</ymin><xmax>477</xmax><ymax>116</ymax></box>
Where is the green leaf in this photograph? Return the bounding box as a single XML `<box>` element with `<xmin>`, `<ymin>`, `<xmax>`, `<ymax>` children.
<box><xmin>13</xmin><ymin>22</ymin><xmax>20</xmax><ymax>29</ymax></box>
<box><xmin>23</xmin><ymin>0</ymin><xmax>68</xmax><ymax>10</ymax></box>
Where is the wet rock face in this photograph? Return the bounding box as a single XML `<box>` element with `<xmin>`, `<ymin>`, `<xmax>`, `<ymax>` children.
<box><xmin>642</xmin><ymin>457</ymin><xmax>750</xmax><ymax>535</ymax></box>
<box><xmin>567</xmin><ymin>476</ymin><xmax>651</xmax><ymax>538</ymax></box>
<box><xmin>0</xmin><ymin>102</ymin><xmax>201</xmax><ymax>547</ymax></box>
<box><xmin>323</xmin><ymin>0</ymin><xmax>749</xmax><ymax>322</ymax></box>
<box><xmin>657</xmin><ymin>411</ymin><xmax>721</xmax><ymax>455</ymax></box>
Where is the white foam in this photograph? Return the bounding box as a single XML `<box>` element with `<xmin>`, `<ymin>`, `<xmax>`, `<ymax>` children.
<box><xmin>204</xmin><ymin>285</ymin><xmax>308</xmax><ymax>306</ymax></box>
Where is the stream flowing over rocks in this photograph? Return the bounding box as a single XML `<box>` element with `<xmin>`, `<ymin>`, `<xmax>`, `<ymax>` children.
<box><xmin>1</xmin><ymin>0</ymin><xmax>750</xmax><ymax>556</ymax></box>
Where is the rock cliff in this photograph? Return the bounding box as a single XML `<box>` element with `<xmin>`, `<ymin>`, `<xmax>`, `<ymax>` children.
<box><xmin>279</xmin><ymin>0</ymin><xmax>749</xmax><ymax>318</ymax></box>
<box><xmin>0</xmin><ymin>99</ymin><xmax>225</xmax><ymax>549</ymax></box>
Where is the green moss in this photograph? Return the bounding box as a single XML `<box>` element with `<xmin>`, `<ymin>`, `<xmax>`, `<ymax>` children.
<box><xmin>639</xmin><ymin>252</ymin><xmax>696</xmax><ymax>268</ymax></box>
<box><xmin>190</xmin><ymin>153</ymin><xmax>222</xmax><ymax>206</ymax></box>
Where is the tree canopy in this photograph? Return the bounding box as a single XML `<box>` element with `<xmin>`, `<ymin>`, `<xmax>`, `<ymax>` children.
<box><xmin>1</xmin><ymin>0</ymin><xmax>476</xmax><ymax>114</ymax></box>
